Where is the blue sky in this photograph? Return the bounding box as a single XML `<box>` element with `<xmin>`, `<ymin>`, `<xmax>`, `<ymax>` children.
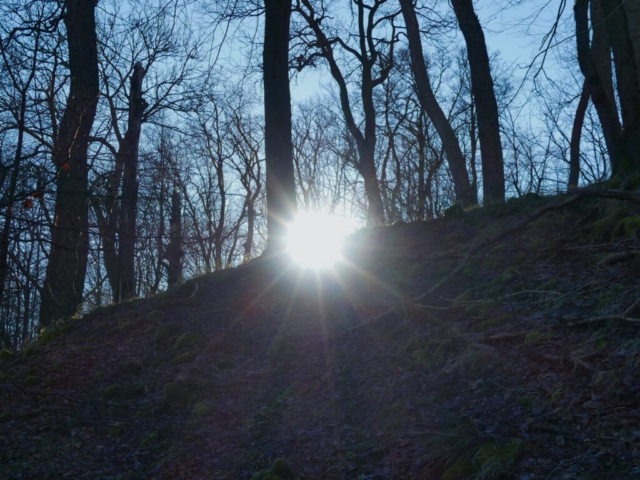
<box><xmin>289</xmin><ymin>0</ymin><xmax>568</xmax><ymax>101</ymax></box>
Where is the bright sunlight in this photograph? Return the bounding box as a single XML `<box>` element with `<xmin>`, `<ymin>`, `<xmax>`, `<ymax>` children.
<box><xmin>287</xmin><ymin>212</ymin><xmax>359</xmax><ymax>268</ymax></box>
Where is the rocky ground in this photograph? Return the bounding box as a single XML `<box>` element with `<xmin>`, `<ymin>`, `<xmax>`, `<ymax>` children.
<box><xmin>1</xmin><ymin>190</ymin><xmax>640</xmax><ymax>479</ymax></box>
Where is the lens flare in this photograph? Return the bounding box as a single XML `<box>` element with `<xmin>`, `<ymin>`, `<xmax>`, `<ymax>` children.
<box><xmin>287</xmin><ymin>211</ymin><xmax>358</xmax><ymax>268</ymax></box>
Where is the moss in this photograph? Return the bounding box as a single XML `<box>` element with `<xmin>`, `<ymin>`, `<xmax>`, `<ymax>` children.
<box><xmin>607</xmin><ymin>175</ymin><xmax>624</xmax><ymax>189</ymax></box>
<box><xmin>191</xmin><ymin>402</ymin><xmax>210</xmax><ymax>417</ymax></box>
<box><xmin>411</xmin><ymin>348</ymin><xmax>445</xmax><ymax>367</ymax></box>
<box><xmin>453</xmin><ymin>289</ymin><xmax>476</xmax><ymax>308</ymax></box>
<box><xmin>154</xmin><ymin>323</ymin><xmax>182</xmax><ymax>344</ymax></box>
<box><xmin>22</xmin><ymin>344</ymin><xmax>38</xmax><ymax>358</ymax></box>
<box><xmin>106</xmin><ymin>422</ymin><xmax>124</xmax><ymax>437</ymax></box>
<box><xmin>162</xmin><ymin>382</ymin><xmax>196</xmax><ymax>407</ymax></box>
<box><xmin>172</xmin><ymin>351</ymin><xmax>198</xmax><ymax>364</ymax></box>
<box><xmin>146</xmin><ymin>310</ymin><xmax>166</xmax><ymax>322</ymax></box>
<box><xmin>442</xmin><ymin>458</ymin><xmax>475</xmax><ymax>480</ymax></box>
<box><xmin>492</xmin><ymin>266</ymin><xmax>520</xmax><ymax>285</ymax></box>
<box><xmin>527</xmin><ymin>238</ymin><xmax>546</xmax><ymax>250</ymax></box>
<box><xmin>44</xmin><ymin>376</ymin><xmax>59</xmax><ymax>387</ymax></box>
<box><xmin>217</xmin><ymin>359</ymin><xmax>236</xmax><ymax>370</ymax></box>
<box><xmin>629</xmin><ymin>172</ymin><xmax>640</xmax><ymax>190</ymax></box>
<box><xmin>145</xmin><ymin>326</ymin><xmax>157</xmax><ymax>336</ymax></box>
<box><xmin>475</xmin><ymin>314</ymin><xmax>513</xmax><ymax>332</ymax></box>
<box><xmin>524</xmin><ymin>192</ymin><xmax>542</xmax><ymax>200</ymax></box>
<box><xmin>589</xmin><ymin>208</ymin><xmax>629</xmax><ymax>241</ymax></box>
<box><xmin>173</xmin><ymin>332</ymin><xmax>207</xmax><ymax>350</ymax></box>
<box><xmin>136</xmin><ymin>404</ymin><xmax>154</xmax><ymax>419</ymax></box>
<box><xmin>594</xmin><ymin>337</ymin><xmax>610</xmax><ymax>350</ymax></box>
<box><xmin>20</xmin><ymin>411</ymin><xmax>39</xmax><ymax>421</ymax></box>
<box><xmin>475</xmin><ymin>439</ymin><xmax>522</xmax><ymax>475</ymax></box>
<box><xmin>251</xmin><ymin>458</ymin><xmax>295</xmax><ymax>480</ymax></box>
<box><xmin>116</xmin><ymin>321</ymin><xmax>136</xmax><ymax>333</ymax></box>
<box><xmin>490</xmin><ymin>243</ymin><xmax>508</xmax><ymax>254</ymax></box>
<box><xmin>444</xmin><ymin>203</ymin><xmax>465</xmax><ymax>218</ymax></box>
<box><xmin>38</xmin><ymin>327</ymin><xmax>62</xmax><ymax>345</ymax></box>
<box><xmin>612</xmin><ymin>215</ymin><xmax>640</xmax><ymax>240</ymax></box>
<box><xmin>24</xmin><ymin>376</ymin><xmax>40</xmax><ymax>387</ymax></box>
<box><xmin>0</xmin><ymin>350</ymin><xmax>14</xmax><ymax>362</ymax></box>
<box><xmin>0</xmin><ymin>411</ymin><xmax>11</xmax><ymax>423</ymax></box>
<box><xmin>524</xmin><ymin>332</ymin><xmax>555</xmax><ymax>344</ymax></box>
<box><xmin>101</xmin><ymin>382</ymin><xmax>145</xmax><ymax>400</ymax></box>
<box><xmin>140</xmin><ymin>430</ymin><xmax>160</xmax><ymax>447</ymax></box>
<box><xmin>49</xmin><ymin>362</ymin><xmax>65</xmax><ymax>373</ymax></box>
<box><xmin>471</xmin><ymin>301</ymin><xmax>500</xmax><ymax>317</ymax></box>
<box><xmin>271</xmin><ymin>458</ymin><xmax>295</xmax><ymax>479</ymax></box>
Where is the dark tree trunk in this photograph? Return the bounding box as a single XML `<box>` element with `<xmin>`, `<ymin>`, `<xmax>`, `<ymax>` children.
<box><xmin>574</xmin><ymin>0</ymin><xmax>624</xmax><ymax>174</ymax></box>
<box><xmin>40</xmin><ymin>0</ymin><xmax>99</xmax><ymax>325</ymax></box>
<box><xmin>263</xmin><ymin>0</ymin><xmax>297</xmax><ymax>254</ymax></box>
<box><xmin>400</xmin><ymin>0</ymin><xmax>476</xmax><ymax>207</ymax></box>
<box><xmin>117</xmin><ymin>62</ymin><xmax>145</xmax><ymax>301</ymax></box>
<box><xmin>243</xmin><ymin>199</ymin><xmax>256</xmax><ymax>263</ymax></box>
<box><xmin>569</xmin><ymin>79</ymin><xmax>590</xmax><ymax>189</ymax></box>
<box><xmin>450</xmin><ymin>0</ymin><xmax>505</xmax><ymax>204</ymax></box>
<box><xmin>166</xmin><ymin>189</ymin><xmax>183</xmax><ymax>287</ymax></box>
<box><xmin>600</xmin><ymin>0</ymin><xmax>640</xmax><ymax>174</ymax></box>
<box><xmin>624</xmin><ymin>0</ymin><xmax>640</xmax><ymax>79</ymax></box>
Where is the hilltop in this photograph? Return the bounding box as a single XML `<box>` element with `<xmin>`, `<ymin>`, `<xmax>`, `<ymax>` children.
<box><xmin>1</xmin><ymin>190</ymin><xmax>640</xmax><ymax>479</ymax></box>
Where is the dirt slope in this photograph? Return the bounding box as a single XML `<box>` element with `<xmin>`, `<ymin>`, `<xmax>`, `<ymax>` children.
<box><xmin>1</xmin><ymin>191</ymin><xmax>640</xmax><ymax>479</ymax></box>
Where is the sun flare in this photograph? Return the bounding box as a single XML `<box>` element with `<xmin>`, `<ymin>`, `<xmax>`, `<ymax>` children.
<box><xmin>287</xmin><ymin>211</ymin><xmax>358</xmax><ymax>268</ymax></box>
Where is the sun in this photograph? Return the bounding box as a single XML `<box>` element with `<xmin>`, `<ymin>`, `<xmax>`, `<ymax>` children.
<box><xmin>287</xmin><ymin>211</ymin><xmax>358</xmax><ymax>268</ymax></box>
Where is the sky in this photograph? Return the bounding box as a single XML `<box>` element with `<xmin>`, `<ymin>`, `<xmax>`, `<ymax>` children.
<box><xmin>289</xmin><ymin>0</ymin><xmax>568</xmax><ymax>102</ymax></box>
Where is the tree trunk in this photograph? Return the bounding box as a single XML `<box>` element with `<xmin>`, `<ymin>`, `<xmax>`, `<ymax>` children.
<box><xmin>574</xmin><ymin>0</ymin><xmax>624</xmax><ymax>174</ymax></box>
<box><xmin>40</xmin><ymin>0</ymin><xmax>99</xmax><ymax>326</ymax></box>
<box><xmin>400</xmin><ymin>0</ymin><xmax>476</xmax><ymax>207</ymax></box>
<box><xmin>623</xmin><ymin>0</ymin><xmax>640</xmax><ymax>79</ymax></box>
<box><xmin>243</xmin><ymin>199</ymin><xmax>255</xmax><ymax>263</ymax></box>
<box><xmin>166</xmin><ymin>189</ymin><xmax>183</xmax><ymax>287</ymax></box>
<box><xmin>263</xmin><ymin>0</ymin><xmax>297</xmax><ymax>254</ymax></box>
<box><xmin>600</xmin><ymin>0</ymin><xmax>640</xmax><ymax>174</ymax></box>
<box><xmin>116</xmin><ymin>62</ymin><xmax>145</xmax><ymax>301</ymax></box>
<box><xmin>450</xmin><ymin>0</ymin><xmax>505</xmax><ymax>204</ymax></box>
<box><xmin>568</xmin><ymin>79</ymin><xmax>590</xmax><ymax>189</ymax></box>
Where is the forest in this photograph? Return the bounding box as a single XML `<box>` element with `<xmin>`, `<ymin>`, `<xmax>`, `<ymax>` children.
<box><xmin>0</xmin><ymin>0</ymin><xmax>638</xmax><ymax>348</ymax></box>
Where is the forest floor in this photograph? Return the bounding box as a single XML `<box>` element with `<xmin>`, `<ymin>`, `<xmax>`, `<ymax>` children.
<box><xmin>2</xmin><ymin>190</ymin><xmax>640</xmax><ymax>479</ymax></box>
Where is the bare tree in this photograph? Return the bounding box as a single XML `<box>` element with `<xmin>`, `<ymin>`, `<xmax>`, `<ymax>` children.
<box><xmin>294</xmin><ymin>0</ymin><xmax>400</xmax><ymax>225</ymax></box>
<box><xmin>263</xmin><ymin>0</ymin><xmax>297</xmax><ymax>252</ymax></box>
<box><xmin>399</xmin><ymin>0</ymin><xmax>476</xmax><ymax>207</ymax></box>
<box><xmin>450</xmin><ymin>0</ymin><xmax>505</xmax><ymax>204</ymax></box>
<box><xmin>40</xmin><ymin>0</ymin><xmax>99</xmax><ymax>325</ymax></box>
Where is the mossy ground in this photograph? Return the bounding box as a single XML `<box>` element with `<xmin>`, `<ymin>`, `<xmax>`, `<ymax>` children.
<box><xmin>1</xmin><ymin>191</ymin><xmax>639</xmax><ymax>478</ymax></box>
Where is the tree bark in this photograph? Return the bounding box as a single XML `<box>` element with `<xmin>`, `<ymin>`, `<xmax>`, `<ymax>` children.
<box><xmin>623</xmin><ymin>0</ymin><xmax>640</xmax><ymax>79</ymax></box>
<box><xmin>574</xmin><ymin>0</ymin><xmax>624</xmax><ymax>174</ymax></box>
<box><xmin>568</xmin><ymin>79</ymin><xmax>590</xmax><ymax>189</ymax></box>
<box><xmin>40</xmin><ymin>0</ymin><xmax>99</xmax><ymax>325</ymax></box>
<box><xmin>399</xmin><ymin>0</ymin><xmax>476</xmax><ymax>207</ymax></box>
<box><xmin>600</xmin><ymin>0</ymin><xmax>640</xmax><ymax>174</ymax></box>
<box><xmin>116</xmin><ymin>62</ymin><xmax>145</xmax><ymax>301</ymax></box>
<box><xmin>166</xmin><ymin>189</ymin><xmax>183</xmax><ymax>287</ymax></box>
<box><xmin>450</xmin><ymin>0</ymin><xmax>505</xmax><ymax>204</ymax></box>
<box><xmin>263</xmin><ymin>0</ymin><xmax>297</xmax><ymax>254</ymax></box>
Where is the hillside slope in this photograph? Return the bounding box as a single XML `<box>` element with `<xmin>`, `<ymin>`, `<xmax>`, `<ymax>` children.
<box><xmin>2</xmin><ymin>191</ymin><xmax>640</xmax><ymax>479</ymax></box>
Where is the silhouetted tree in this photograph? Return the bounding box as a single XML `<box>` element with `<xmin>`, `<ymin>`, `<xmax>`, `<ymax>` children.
<box><xmin>263</xmin><ymin>0</ymin><xmax>297</xmax><ymax>253</ymax></box>
<box><xmin>450</xmin><ymin>0</ymin><xmax>505</xmax><ymax>204</ymax></box>
<box><xmin>40</xmin><ymin>0</ymin><xmax>99</xmax><ymax>325</ymax></box>
<box><xmin>399</xmin><ymin>0</ymin><xmax>476</xmax><ymax>207</ymax></box>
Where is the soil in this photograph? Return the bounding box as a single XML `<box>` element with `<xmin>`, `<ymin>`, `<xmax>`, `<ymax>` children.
<box><xmin>1</xmin><ymin>191</ymin><xmax>640</xmax><ymax>479</ymax></box>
